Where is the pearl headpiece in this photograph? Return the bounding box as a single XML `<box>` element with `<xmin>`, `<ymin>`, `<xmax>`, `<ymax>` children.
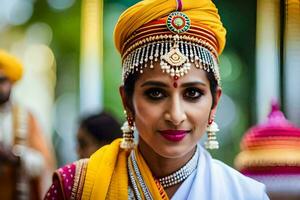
<box><xmin>121</xmin><ymin>12</ymin><xmax>221</xmax><ymax>85</ymax></box>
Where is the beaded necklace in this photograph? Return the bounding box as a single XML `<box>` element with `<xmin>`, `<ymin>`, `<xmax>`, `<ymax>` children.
<box><xmin>157</xmin><ymin>147</ymin><xmax>198</xmax><ymax>188</ymax></box>
<box><xmin>128</xmin><ymin>147</ymin><xmax>198</xmax><ymax>199</ymax></box>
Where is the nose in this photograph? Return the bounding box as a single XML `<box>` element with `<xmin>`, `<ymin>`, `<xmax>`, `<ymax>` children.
<box><xmin>164</xmin><ymin>96</ymin><xmax>187</xmax><ymax>126</ymax></box>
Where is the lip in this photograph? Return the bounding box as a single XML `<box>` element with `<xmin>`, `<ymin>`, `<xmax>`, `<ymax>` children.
<box><xmin>159</xmin><ymin>130</ymin><xmax>189</xmax><ymax>142</ymax></box>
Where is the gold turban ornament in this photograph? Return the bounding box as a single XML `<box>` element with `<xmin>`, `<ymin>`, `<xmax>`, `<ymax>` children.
<box><xmin>114</xmin><ymin>0</ymin><xmax>226</xmax><ymax>54</ymax></box>
<box><xmin>0</xmin><ymin>49</ymin><xmax>23</xmax><ymax>83</ymax></box>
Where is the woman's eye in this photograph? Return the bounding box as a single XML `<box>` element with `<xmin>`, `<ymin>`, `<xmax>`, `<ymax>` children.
<box><xmin>144</xmin><ymin>88</ymin><xmax>166</xmax><ymax>100</ymax></box>
<box><xmin>184</xmin><ymin>88</ymin><xmax>203</xmax><ymax>99</ymax></box>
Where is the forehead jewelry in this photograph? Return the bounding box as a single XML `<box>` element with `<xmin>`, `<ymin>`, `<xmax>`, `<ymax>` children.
<box><xmin>121</xmin><ymin>12</ymin><xmax>221</xmax><ymax>86</ymax></box>
<box><xmin>162</xmin><ymin>11</ymin><xmax>191</xmax><ymax>88</ymax></box>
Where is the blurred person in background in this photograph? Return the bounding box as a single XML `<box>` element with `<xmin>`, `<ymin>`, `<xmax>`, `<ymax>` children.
<box><xmin>0</xmin><ymin>49</ymin><xmax>56</xmax><ymax>199</ymax></box>
<box><xmin>76</xmin><ymin>111</ymin><xmax>122</xmax><ymax>159</ymax></box>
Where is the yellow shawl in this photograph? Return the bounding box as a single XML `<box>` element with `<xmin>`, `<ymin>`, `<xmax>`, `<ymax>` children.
<box><xmin>82</xmin><ymin>139</ymin><xmax>169</xmax><ymax>199</ymax></box>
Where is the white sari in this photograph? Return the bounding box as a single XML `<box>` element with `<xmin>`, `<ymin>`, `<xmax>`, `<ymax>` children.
<box><xmin>172</xmin><ymin>146</ymin><xmax>270</xmax><ymax>200</ymax></box>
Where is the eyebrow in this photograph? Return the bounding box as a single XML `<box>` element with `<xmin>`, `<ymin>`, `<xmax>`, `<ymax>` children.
<box><xmin>141</xmin><ymin>81</ymin><xmax>169</xmax><ymax>88</ymax></box>
<box><xmin>140</xmin><ymin>80</ymin><xmax>207</xmax><ymax>88</ymax></box>
<box><xmin>181</xmin><ymin>81</ymin><xmax>207</xmax><ymax>87</ymax></box>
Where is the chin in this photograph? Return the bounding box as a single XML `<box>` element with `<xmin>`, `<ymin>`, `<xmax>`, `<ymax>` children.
<box><xmin>154</xmin><ymin>143</ymin><xmax>194</xmax><ymax>159</ymax></box>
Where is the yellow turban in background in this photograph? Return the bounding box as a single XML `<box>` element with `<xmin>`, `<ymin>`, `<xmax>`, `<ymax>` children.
<box><xmin>114</xmin><ymin>0</ymin><xmax>226</xmax><ymax>55</ymax></box>
<box><xmin>0</xmin><ymin>49</ymin><xmax>23</xmax><ymax>83</ymax></box>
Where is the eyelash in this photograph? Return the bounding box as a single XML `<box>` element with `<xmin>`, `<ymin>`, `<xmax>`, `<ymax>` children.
<box><xmin>144</xmin><ymin>88</ymin><xmax>166</xmax><ymax>100</ymax></box>
<box><xmin>144</xmin><ymin>88</ymin><xmax>203</xmax><ymax>101</ymax></box>
<box><xmin>183</xmin><ymin>88</ymin><xmax>203</xmax><ymax>100</ymax></box>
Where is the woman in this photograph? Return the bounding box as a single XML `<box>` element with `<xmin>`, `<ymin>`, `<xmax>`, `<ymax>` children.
<box><xmin>45</xmin><ymin>0</ymin><xmax>270</xmax><ymax>199</ymax></box>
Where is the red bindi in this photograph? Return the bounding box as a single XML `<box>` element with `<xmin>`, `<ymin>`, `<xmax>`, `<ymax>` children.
<box><xmin>173</xmin><ymin>82</ymin><xmax>178</xmax><ymax>88</ymax></box>
<box><xmin>173</xmin><ymin>76</ymin><xmax>179</xmax><ymax>88</ymax></box>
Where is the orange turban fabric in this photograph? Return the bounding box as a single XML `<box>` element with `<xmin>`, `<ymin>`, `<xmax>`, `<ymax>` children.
<box><xmin>0</xmin><ymin>49</ymin><xmax>23</xmax><ymax>83</ymax></box>
<box><xmin>114</xmin><ymin>0</ymin><xmax>226</xmax><ymax>55</ymax></box>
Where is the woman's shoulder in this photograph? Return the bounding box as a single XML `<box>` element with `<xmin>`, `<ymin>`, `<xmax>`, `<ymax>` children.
<box><xmin>44</xmin><ymin>158</ymin><xmax>89</xmax><ymax>200</ymax></box>
<box><xmin>211</xmin><ymin>158</ymin><xmax>262</xmax><ymax>184</ymax></box>
<box><xmin>198</xmin><ymin>147</ymin><xmax>269</xmax><ymax>199</ymax></box>
<box><xmin>211</xmin><ymin>158</ymin><xmax>268</xmax><ymax>199</ymax></box>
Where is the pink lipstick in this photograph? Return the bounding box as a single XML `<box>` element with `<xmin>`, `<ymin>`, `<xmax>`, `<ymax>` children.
<box><xmin>159</xmin><ymin>130</ymin><xmax>188</xmax><ymax>142</ymax></box>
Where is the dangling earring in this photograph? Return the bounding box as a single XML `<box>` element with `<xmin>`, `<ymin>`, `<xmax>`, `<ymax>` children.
<box><xmin>205</xmin><ymin>118</ymin><xmax>220</xmax><ymax>150</ymax></box>
<box><xmin>120</xmin><ymin>110</ymin><xmax>135</xmax><ymax>150</ymax></box>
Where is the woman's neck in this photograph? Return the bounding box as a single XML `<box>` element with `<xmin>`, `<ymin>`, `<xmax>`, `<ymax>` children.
<box><xmin>137</xmin><ymin>139</ymin><xmax>196</xmax><ymax>178</ymax></box>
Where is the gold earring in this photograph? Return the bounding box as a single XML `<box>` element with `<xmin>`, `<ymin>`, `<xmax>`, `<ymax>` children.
<box><xmin>120</xmin><ymin>110</ymin><xmax>135</xmax><ymax>150</ymax></box>
<box><xmin>205</xmin><ymin>119</ymin><xmax>219</xmax><ymax>150</ymax></box>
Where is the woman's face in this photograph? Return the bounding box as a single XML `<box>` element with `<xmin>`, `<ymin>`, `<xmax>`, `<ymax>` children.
<box><xmin>122</xmin><ymin>63</ymin><xmax>221</xmax><ymax>159</ymax></box>
<box><xmin>76</xmin><ymin>127</ymin><xmax>104</xmax><ymax>159</ymax></box>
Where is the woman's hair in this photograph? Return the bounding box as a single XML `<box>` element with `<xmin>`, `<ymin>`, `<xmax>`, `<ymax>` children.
<box><xmin>123</xmin><ymin>69</ymin><xmax>219</xmax><ymax>112</ymax></box>
<box><xmin>79</xmin><ymin>112</ymin><xmax>122</xmax><ymax>143</ymax></box>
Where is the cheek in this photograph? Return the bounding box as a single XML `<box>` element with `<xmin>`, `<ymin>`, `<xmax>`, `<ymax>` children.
<box><xmin>0</xmin><ymin>86</ymin><xmax>11</xmax><ymax>95</ymax></box>
<box><xmin>134</xmin><ymin>100</ymin><xmax>153</xmax><ymax>126</ymax></box>
<box><xmin>186</xmin><ymin>101</ymin><xmax>211</xmax><ymax>131</ymax></box>
<box><xmin>2</xmin><ymin>83</ymin><xmax>11</xmax><ymax>91</ymax></box>
<box><xmin>88</xmin><ymin>144</ymin><xmax>99</xmax><ymax>154</ymax></box>
<box><xmin>133</xmin><ymin>97</ymin><xmax>162</xmax><ymax>134</ymax></box>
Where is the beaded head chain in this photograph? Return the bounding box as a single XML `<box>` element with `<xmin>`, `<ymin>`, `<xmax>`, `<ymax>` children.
<box><xmin>121</xmin><ymin>11</ymin><xmax>221</xmax><ymax>87</ymax></box>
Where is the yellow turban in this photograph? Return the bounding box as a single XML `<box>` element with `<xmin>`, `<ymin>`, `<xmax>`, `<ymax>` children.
<box><xmin>0</xmin><ymin>49</ymin><xmax>23</xmax><ymax>83</ymax></box>
<box><xmin>114</xmin><ymin>0</ymin><xmax>226</xmax><ymax>55</ymax></box>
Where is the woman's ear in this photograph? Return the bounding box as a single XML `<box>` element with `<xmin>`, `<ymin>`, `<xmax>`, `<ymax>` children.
<box><xmin>210</xmin><ymin>87</ymin><xmax>222</xmax><ymax>120</ymax></box>
<box><xmin>119</xmin><ymin>86</ymin><xmax>133</xmax><ymax>115</ymax></box>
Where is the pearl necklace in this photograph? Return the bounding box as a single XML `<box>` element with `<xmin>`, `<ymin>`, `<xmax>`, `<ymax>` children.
<box><xmin>128</xmin><ymin>147</ymin><xmax>199</xmax><ymax>200</ymax></box>
<box><xmin>158</xmin><ymin>147</ymin><xmax>198</xmax><ymax>188</ymax></box>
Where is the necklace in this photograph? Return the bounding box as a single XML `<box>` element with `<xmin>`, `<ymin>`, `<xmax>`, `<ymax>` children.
<box><xmin>127</xmin><ymin>146</ymin><xmax>199</xmax><ymax>199</ymax></box>
<box><xmin>157</xmin><ymin>147</ymin><xmax>198</xmax><ymax>188</ymax></box>
<box><xmin>128</xmin><ymin>151</ymin><xmax>154</xmax><ymax>200</ymax></box>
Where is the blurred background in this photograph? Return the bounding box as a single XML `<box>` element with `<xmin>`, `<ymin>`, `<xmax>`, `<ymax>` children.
<box><xmin>0</xmin><ymin>0</ymin><xmax>299</xmax><ymax>167</ymax></box>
